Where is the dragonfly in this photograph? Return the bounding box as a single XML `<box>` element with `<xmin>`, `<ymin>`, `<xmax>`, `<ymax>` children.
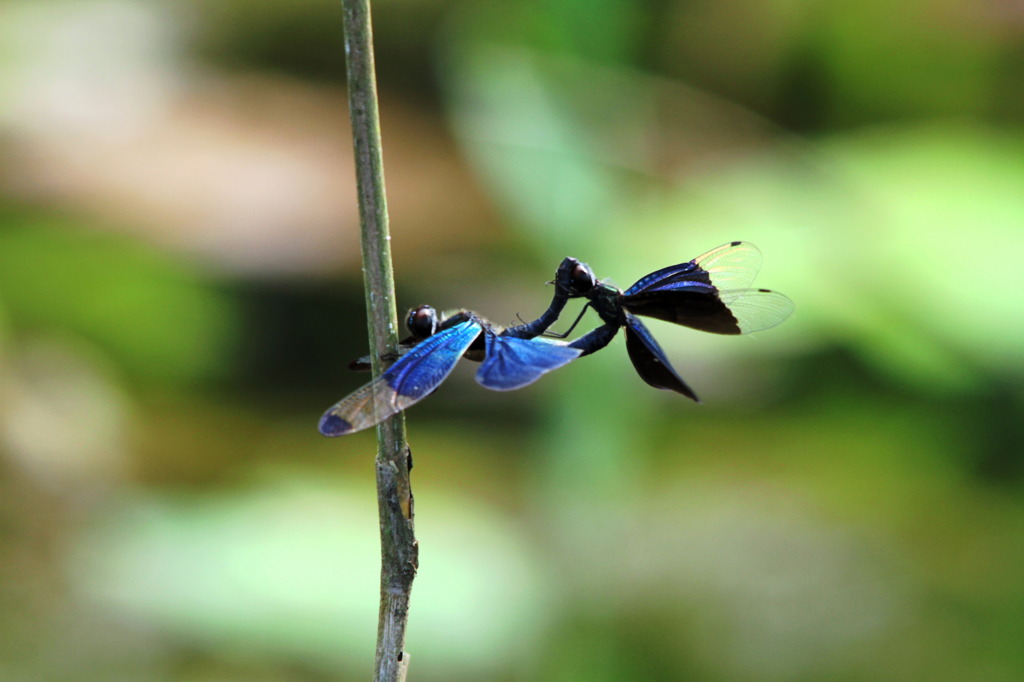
<box><xmin>558</xmin><ymin>241</ymin><xmax>794</xmax><ymax>402</ymax></box>
<box><xmin>319</xmin><ymin>260</ymin><xmax>584</xmax><ymax>437</ymax></box>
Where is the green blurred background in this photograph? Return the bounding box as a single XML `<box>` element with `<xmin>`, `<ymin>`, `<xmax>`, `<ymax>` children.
<box><xmin>2</xmin><ymin>0</ymin><xmax>1023</xmax><ymax>680</ymax></box>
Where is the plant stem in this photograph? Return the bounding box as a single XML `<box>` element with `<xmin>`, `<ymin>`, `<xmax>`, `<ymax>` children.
<box><xmin>340</xmin><ymin>1</ymin><xmax>417</xmax><ymax>680</ymax></box>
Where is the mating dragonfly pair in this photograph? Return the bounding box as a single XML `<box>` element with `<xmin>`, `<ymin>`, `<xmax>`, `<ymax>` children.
<box><xmin>319</xmin><ymin>241</ymin><xmax>794</xmax><ymax>436</ymax></box>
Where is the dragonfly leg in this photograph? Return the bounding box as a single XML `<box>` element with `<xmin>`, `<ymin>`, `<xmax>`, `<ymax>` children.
<box><xmin>504</xmin><ymin>258</ymin><xmax>580</xmax><ymax>338</ymax></box>
<box><xmin>541</xmin><ymin>303</ymin><xmax>592</xmax><ymax>339</ymax></box>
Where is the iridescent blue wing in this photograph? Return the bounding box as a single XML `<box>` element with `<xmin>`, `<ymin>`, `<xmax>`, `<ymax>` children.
<box><xmin>624</xmin><ymin>241</ymin><xmax>763</xmax><ymax>296</ymax></box>
<box><xmin>476</xmin><ymin>331</ymin><xmax>581</xmax><ymax>391</ymax></box>
<box><xmin>623</xmin><ymin>311</ymin><xmax>700</xmax><ymax>401</ymax></box>
<box><xmin>319</xmin><ymin>320</ymin><xmax>482</xmax><ymax>436</ymax></box>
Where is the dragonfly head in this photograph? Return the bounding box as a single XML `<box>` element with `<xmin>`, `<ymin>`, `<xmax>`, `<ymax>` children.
<box><xmin>406</xmin><ymin>304</ymin><xmax>440</xmax><ymax>339</ymax></box>
<box><xmin>551</xmin><ymin>257</ymin><xmax>597</xmax><ymax>297</ymax></box>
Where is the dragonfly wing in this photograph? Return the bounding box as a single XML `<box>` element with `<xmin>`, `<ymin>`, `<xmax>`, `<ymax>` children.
<box><xmin>691</xmin><ymin>241</ymin><xmax>763</xmax><ymax>291</ymax></box>
<box><xmin>623</xmin><ymin>286</ymin><xmax>794</xmax><ymax>335</ymax></box>
<box><xmin>624</xmin><ymin>241</ymin><xmax>763</xmax><ymax>296</ymax></box>
<box><xmin>624</xmin><ymin>312</ymin><xmax>699</xmax><ymax>401</ymax></box>
<box><xmin>319</xmin><ymin>320</ymin><xmax>482</xmax><ymax>436</ymax></box>
<box><xmin>623</xmin><ymin>261</ymin><xmax>708</xmax><ymax>296</ymax></box>
<box><xmin>717</xmin><ymin>288</ymin><xmax>795</xmax><ymax>333</ymax></box>
<box><xmin>476</xmin><ymin>332</ymin><xmax>582</xmax><ymax>391</ymax></box>
<box><xmin>623</xmin><ymin>288</ymin><xmax>743</xmax><ymax>334</ymax></box>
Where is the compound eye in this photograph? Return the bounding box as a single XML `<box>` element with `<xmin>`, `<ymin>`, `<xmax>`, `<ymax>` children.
<box><xmin>406</xmin><ymin>305</ymin><xmax>438</xmax><ymax>338</ymax></box>
<box><xmin>571</xmin><ymin>263</ymin><xmax>595</xmax><ymax>292</ymax></box>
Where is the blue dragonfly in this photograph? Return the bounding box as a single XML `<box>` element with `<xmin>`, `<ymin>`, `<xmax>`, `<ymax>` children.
<box><xmin>319</xmin><ymin>260</ymin><xmax>584</xmax><ymax>437</ymax></box>
<box><xmin>556</xmin><ymin>241</ymin><xmax>794</xmax><ymax>402</ymax></box>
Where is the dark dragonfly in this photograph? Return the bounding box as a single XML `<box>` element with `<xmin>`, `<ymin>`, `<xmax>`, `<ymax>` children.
<box><xmin>319</xmin><ymin>261</ymin><xmax>583</xmax><ymax>437</ymax></box>
<box><xmin>560</xmin><ymin>241</ymin><xmax>794</xmax><ymax>402</ymax></box>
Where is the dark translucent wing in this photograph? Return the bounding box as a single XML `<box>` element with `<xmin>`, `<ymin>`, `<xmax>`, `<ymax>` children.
<box><xmin>319</xmin><ymin>320</ymin><xmax>482</xmax><ymax>436</ymax></box>
<box><xmin>621</xmin><ymin>242</ymin><xmax>789</xmax><ymax>334</ymax></box>
<box><xmin>476</xmin><ymin>331</ymin><xmax>581</xmax><ymax>391</ymax></box>
<box><xmin>623</xmin><ymin>312</ymin><xmax>699</xmax><ymax>401</ymax></box>
<box><xmin>623</xmin><ymin>289</ymin><xmax>744</xmax><ymax>334</ymax></box>
<box><xmin>624</xmin><ymin>241</ymin><xmax>763</xmax><ymax>296</ymax></box>
<box><xmin>717</xmin><ymin>288</ymin><xmax>795</xmax><ymax>333</ymax></box>
<box><xmin>692</xmin><ymin>241</ymin><xmax>763</xmax><ymax>290</ymax></box>
<box><xmin>623</xmin><ymin>286</ymin><xmax>794</xmax><ymax>335</ymax></box>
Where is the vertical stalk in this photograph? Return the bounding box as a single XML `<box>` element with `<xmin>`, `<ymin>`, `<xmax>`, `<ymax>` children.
<box><xmin>340</xmin><ymin>1</ymin><xmax>417</xmax><ymax>680</ymax></box>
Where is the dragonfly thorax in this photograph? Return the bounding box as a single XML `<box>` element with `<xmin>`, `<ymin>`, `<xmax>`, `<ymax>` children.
<box><xmin>587</xmin><ymin>283</ymin><xmax>626</xmax><ymax>326</ymax></box>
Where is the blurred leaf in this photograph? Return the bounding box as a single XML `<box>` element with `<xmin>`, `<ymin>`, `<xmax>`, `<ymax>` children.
<box><xmin>442</xmin><ymin>45</ymin><xmax>633</xmax><ymax>256</ymax></box>
<box><xmin>0</xmin><ymin>217</ymin><xmax>238</xmax><ymax>385</ymax></box>
<box><xmin>444</xmin><ymin>0</ymin><xmax>647</xmax><ymax>65</ymax></box>
<box><xmin>69</xmin><ymin>480</ymin><xmax>547</xmax><ymax>677</ymax></box>
<box><xmin>813</xmin><ymin>0</ymin><xmax>1000</xmax><ymax>125</ymax></box>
